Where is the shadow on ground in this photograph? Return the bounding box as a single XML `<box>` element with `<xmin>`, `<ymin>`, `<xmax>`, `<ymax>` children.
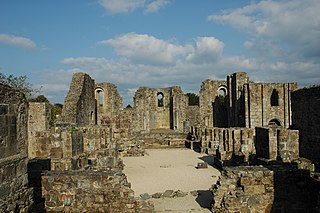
<box><xmin>196</xmin><ymin>190</ymin><xmax>212</xmax><ymax>211</ymax></box>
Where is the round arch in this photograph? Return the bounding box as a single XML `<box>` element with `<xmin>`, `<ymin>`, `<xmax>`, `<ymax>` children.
<box><xmin>268</xmin><ymin>118</ymin><xmax>282</xmax><ymax>127</ymax></box>
<box><xmin>218</xmin><ymin>85</ymin><xmax>228</xmax><ymax>97</ymax></box>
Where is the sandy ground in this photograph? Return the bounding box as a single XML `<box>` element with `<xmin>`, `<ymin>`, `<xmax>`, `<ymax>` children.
<box><xmin>122</xmin><ymin>148</ymin><xmax>220</xmax><ymax>212</ymax></box>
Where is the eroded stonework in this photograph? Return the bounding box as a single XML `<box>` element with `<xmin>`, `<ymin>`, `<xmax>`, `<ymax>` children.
<box><xmin>1</xmin><ymin>70</ymin><xmax>320</xmax><ymax>212</ymax></box>
<box><xmin>0</xmin><ymin>83</ymin><xmax>33</xmax><ymax>212</ymax></box>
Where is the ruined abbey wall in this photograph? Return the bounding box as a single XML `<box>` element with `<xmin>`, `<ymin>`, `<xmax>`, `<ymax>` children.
<box><xmin>28</xmin><ymin>102</ymin><xmax>51</xmax><ymax>158</ymax></box>
<box><xmin>198</xmin><ymin>127</ymin><xmax>255</xmax><ymax>161</ymax></box>
<box><xmin>0</xmin><ymin>83</ymin><xmax>33</xmax><ymax>212</ymax></box>
<box><xmin>61</xmin><ymin>72</ymin><xmax>96</xmax><ymax>126</ymax></box>
<box><xmin>95</xmin><ymin>82</ymin><xmax>123</xmax><ymax>128</ymax></box>
<box><xmin>292</xmin><ymin>86</ymin><xmax>320</xmax><ymax>168</ymax></box>
<box><xmin>199</xmin><ymin>72</ymin><xmax>297</xmax><ymax>130</ymax></box>
<box><xmin>42</xmin><ymin>170</ymin><xmax>138</xmax><ymax>212</ymax></box>
<box><xmin>212</xmin><ymin>166</ymin><xmax>320</xmax><ymax>212</ymax></box>
<box><xmin>133</xmin><ymin>86</ymin><xmax>187</xmax><ymax>132</ymax></box>
<box><xmin>255</xmin><ymin>127</ymin><xmax>299</xmax><ymax>162</ymax></box>
<box><xmin>244</xmin><ymin>82</ymin><xmax>297</xmax><ymax>128</ymax></box>
<box><xmin>199</xmin><ymin>79</ymin><xmax>228</xmax><ymax>128</ymax></box>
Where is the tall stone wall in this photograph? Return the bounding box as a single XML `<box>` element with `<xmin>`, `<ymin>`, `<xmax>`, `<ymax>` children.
<box><xmin>199</xmin><ymin>79</ymin><xmax>227</xmax><ymax>128</ymax></box>
<box><xmin>0</xmin><ymin>83</ymin><xmax>33</xmax><ymax>212</ymax></box>
<box><xmin>95</xmin><ymin>82</ymin><xmax>123</xmax><ymax>128</ymax></box>
<box><xmin>292</xmin><ymin>86</ymin><xmax>320</xmax><ymax>167</ymax></box>
<box><xmin>199</xmin><ymin>72</ymin><xmax>297</xmax><ymax>129</ymax></box>
<box><xmin>133</xmin><ymin>86</ymin><xmax>187</xmax><ymax>132</ymax></box>
<box><xmin>185</xmin><ymin>105</ymin><xmax>200</xmax><ymax>130</ymax></box>
<box><xmin>245</xmin><ymin>83</ymin><xmax>297</xmax><ymax>128</ymax></box>
<box><xmin>171</xmin><ymin>90</ymin><xmax>188</xmax><ymax>131</ymax></box>
<box><xmin>227</xmin><ymin>72</ymin><xmax>249</xmax><ymax>127</ymax></box>
<box><xmin>28</xmin><ymin>102</ymin><xmax>51</xmax><ymax>158</ymax></box>
<box><xmin>61</xmin><ymin>72</ymin><xmax>96</xmax><ymax>126</ymax></box>
<box><xmin>119</xmin><ymin>108</ymin><xmax>134</xmax><ymax>136</ymax></box>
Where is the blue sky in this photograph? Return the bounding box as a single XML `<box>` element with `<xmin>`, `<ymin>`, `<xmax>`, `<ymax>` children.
<box><xmin>1</xmin><ymin>0</ymin><xmax>319</xmax><ymax>106</ymax></box>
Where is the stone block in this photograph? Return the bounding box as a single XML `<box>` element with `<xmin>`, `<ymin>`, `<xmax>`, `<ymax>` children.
<box><xmin>196</xmin><ymin>162</ymin><xmax>208</xmax><ymax>169</ymax></box>
<box><xmin>243</xmin><ymin>185</ymin><xmax>265</xmax><ymax>194</ymax></box>
<box><xmin>50</xmin><ymin>147</ymin><xmax>63</xmax><ymax>159</ymax></box>
<box><xmin>0</xmin><ymin>105</ymin><xmax>8</xmax><ymax>115</ymax></box>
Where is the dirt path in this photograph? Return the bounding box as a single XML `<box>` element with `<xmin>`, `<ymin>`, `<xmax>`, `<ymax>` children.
<box><xmin>122</xmin><ymin>149</ymin><xmax>220</xmax><ymax>212</ymax></box>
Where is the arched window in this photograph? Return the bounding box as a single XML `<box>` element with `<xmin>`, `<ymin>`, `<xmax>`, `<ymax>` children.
<box><xmin>96</xmin><ymin>89</ymin><xmax>104</xmax><ymax>106</ymax></box>
<box><xmin>268</xmin><ymin>119</ymin><xmax>281</xmax><ymax>126</ymax></box>
<box><xmin>157</xmin><ymin>92</ymin><xmax>164</xmax><ymax>107</ymax></box>
<box><xmin>271</xmin><ymin>89</ymin><xmax>279</xmax><ymax>106</ymax></box>
<box><xmin>217</xmin><ymin>86</ymin><xmax>227</xmax><ymax>103</ymax></box>
<box><xmin>218</xmin><ymin>88</ymin><xmax>226</xmax><ymax>97</ymax></box>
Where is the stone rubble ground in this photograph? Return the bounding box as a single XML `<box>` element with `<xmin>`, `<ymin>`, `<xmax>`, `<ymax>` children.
<box><xmin>122</xmin><ymin>148</ymin><xmax>220</xmax><ymax>212</ymax></box>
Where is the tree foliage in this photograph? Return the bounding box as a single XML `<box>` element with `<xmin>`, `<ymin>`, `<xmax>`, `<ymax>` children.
<box><xmin>29</xmin><ymin>95</ymin><xmax>49</xmax><ymax>103</ymax></box>
<box><xmin>186</xmin><ymin>93</ymin><xmax>199</xmax><ymax>106</ymax></box>
<box><xmin>51</xmin><ymin>103</ymin><xmax>63</xmax><ymax>121</ymax></box>
<box><xmin>0</xmin><ymin>72</ymin><xmax>35</xmax><ymax>99</ymax></box>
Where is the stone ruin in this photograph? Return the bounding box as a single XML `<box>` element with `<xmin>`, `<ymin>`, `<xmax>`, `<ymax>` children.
<box><xmin>0</xmin><ymin>71</ymin><xmax>320</xmax><ymax>212</ymax></box>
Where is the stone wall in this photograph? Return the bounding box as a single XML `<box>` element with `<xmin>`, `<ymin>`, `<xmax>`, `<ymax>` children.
<box><xmin>133</xmin><ymin>86</ymin><xmax>187</xmax><ymax>132</ymax></box>
<box><xmin>292</xmin><ymin>86</ymin><xmax>320</xmax><ymax>168</ymax></box>
<box><xmin>198</xmin><ymin>72</ymin><xmax>297</xmax><ymax>129</ymax></box>
<box><xmin>227</xmin><ymin>72</ymin><xmax>249</xmax><ymax>127</ymax></box>
<box><xmin>119</xmin><ymin>108</ymin><xmax>134</xmax><ymax>136</ymax></box>
<box><xmin>61</xmin><ymin>72</ymin><xmax>96</xmax><ymax>126</ymax></box>
<box><xmin>199</xmin><ymin>127</ymin><xmax>255</xmax><ymax>163</ymax></box>
<box><xmin>185</xmin><ymin>105</ymin><xmax>200</xmax><ymax>130</ymax></box>
<box><xmin>211</xmin><ymin>166</ymin><xmax>320</xmax><ymax>212</ymax></box>
<box><xmin>0</xmin><ymin>83</ymin><xmax>33</xmax><ymax>212</ymax></box>
<box><xmin>28</xmin><ymin>102</ymin><xmax>51</xmax><ymax>158</ymax></box>
<box><xmin>199</xmin><ymin>79</ymin><xmax>227</xmax><ymax>128</ymax></box>
<box><xmin>95</xmin><ymin>82</ymin><xmax>123</xmax><ymax>128</ymax></box>
<box><xmin>42</xmin><ymin>170</ymin><xmax>140</xmax><ymax>213</ymax></box>
<box><xmin>244</xmin><ymin>82</ymin><xmax>297</xmax><ymax>128</ymax></box>
<box><xmin>255</xmin><ymin>127</ymin><xmax>299</xmax><ymax>162</ymax></box>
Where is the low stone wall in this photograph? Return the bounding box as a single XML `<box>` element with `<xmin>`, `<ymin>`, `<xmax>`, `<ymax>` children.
<box><xmin>255</xmin><ymin>127</ymin><xmax>299</xmax><ymax>162</ymax></box>
<box><xmin>0</xmin><ymin>154</ymin><xmax>33</xmax><ymax>212</ymax></box>
<box><xmin>211</xmin><ymin>166</ymin><xmax>320</xmax><ymax>212</ymax></box>
<box><xmin>42</xmin><ymin>170</ymin><xmax>152</xmax><ymax>212</ymax></box>
<box><xmin>211</xmin><ymin>166</ymin><xmax>274</xmax><ymax>212</ymax></box>
<box><xmin>138</xmin><ymin>129</ymin><xmax>187</xmax><ymax>149</ymax></box>
<box><xmin>197</xmin><ymin>127</ymin><xmax>255</xmax><ymax>163</ymax></box>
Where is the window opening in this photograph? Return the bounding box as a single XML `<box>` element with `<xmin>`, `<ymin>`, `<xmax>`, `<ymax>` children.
<box><xmin>271</xmin><ymin>89</ymin><xmax>279</xmax><ymax>106</ymax></box>
<box><xmin>157</xmin><ymin>92</ymin><xmax>164</xmax><ymax>107</ymax></box>
<box><xmin>96</xmin><ymin>89</ymin><xmax>103</xmax><ymax>106</ymax></box>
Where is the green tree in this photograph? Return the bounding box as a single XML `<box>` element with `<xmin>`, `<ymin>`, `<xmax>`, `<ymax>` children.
<box><xmin>186</xmin><ymin>93</ymin><xmax>199</xmax><ymax>106</ymax></box>
<box><xmin>0</xmin><ymin>72</ymin><xmax>37</xmax><ymax>99</ymax></box>
<box><xmin>51</xmin><ymin>103</ymin><xmax>63</xmax><ymax>121</ymax></box>
<box><xmin>29</xmin><ymin>95</ymin><xmax>49</xmax><ymax>102</ymax></box>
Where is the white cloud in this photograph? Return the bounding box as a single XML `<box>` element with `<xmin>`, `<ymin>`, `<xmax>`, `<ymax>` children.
<box><xmin>186</xmin><ymin>37</ymin><xmax>224</xmax><ymax>64</ymax></box>
<box><xmin>98</xmin><ymin>32</ymin><xmax>193</xmax><ymax>65</ymax></box>
<box><xmin>0</xmin><ymin>34</ymin><xmax>36</xmax><ymax>49</ymax></box>
<box><xmin>208</xmin><ymin>0</ymin><xmax>320</xmax><ymax>60</ymax></box>
<box><xmin>144</xmin><ymin>0</ymin><xmax>170</xmax><ymax>13</ymax></box>
<box><xmin>98</xmin><ymin>0</ymin><xmax>144</xmax><ymax>14</ymax></box>
<box><xmin>98</xmin><ymin>0</ymin><xmax>170</xmax><ymax>14</ymax></box>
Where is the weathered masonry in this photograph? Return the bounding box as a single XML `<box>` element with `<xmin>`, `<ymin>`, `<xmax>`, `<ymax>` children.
<box><xmin>292</xmin><ymin>86</ymin><xmax>320</xmax><ymax>169</ymax></box>
<box><xmin>199</xmin><ymin>72</ymin><xmax>297</xmax><ymax>129</ymax></box>
<box><xmin>1</xmin><ymin>70</ymin><xmax>320</xmax><ymax>212</ymax></box>
<box><xmin>0</xmin><ymin>83</ymin><xmax>33</xmax><ymax>212</ymax></box>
